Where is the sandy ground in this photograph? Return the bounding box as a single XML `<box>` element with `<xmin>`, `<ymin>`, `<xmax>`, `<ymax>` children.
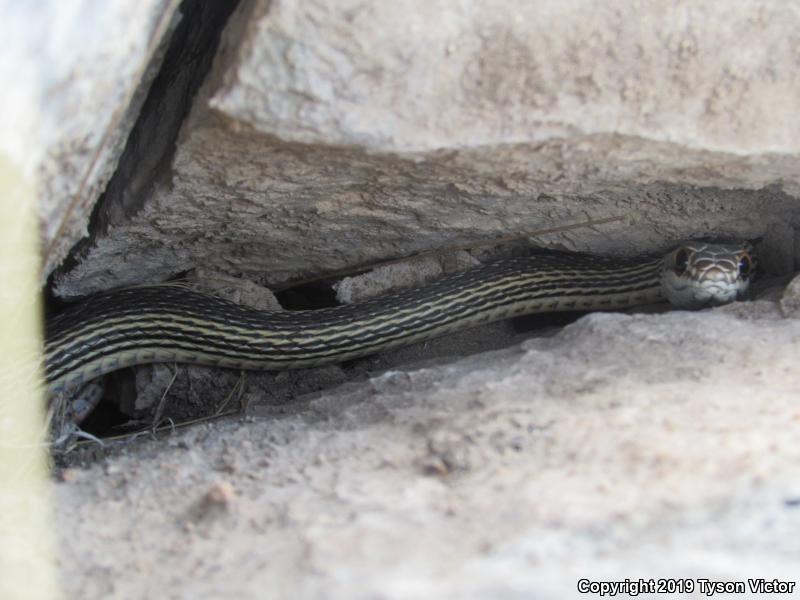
<box><xmin>50</xmin><ymin>291</ymin><xmax>800</xmax><ymax>599</ymax></box>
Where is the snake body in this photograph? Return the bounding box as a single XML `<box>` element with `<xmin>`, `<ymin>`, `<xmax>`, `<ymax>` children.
<box><xmin>45</xmin><ymin>241</ymin><xmax>754</xmax><ymax>395</ymax></box>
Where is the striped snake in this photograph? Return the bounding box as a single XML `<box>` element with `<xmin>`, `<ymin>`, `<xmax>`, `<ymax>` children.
<box><xmin>45</xmin><ymin>241</ymin><xmax>754</xmax><ymax>400</ymax></box>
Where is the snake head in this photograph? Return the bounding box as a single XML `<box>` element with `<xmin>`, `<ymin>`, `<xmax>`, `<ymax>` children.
<box><xmin>661</xmin><ymin>241</ymin><xmax>756</xmax><ymax>309</ymax></box>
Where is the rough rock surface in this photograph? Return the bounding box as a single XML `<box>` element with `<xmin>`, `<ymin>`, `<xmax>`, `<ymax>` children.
<box><xmin>211</xmin><ymin>0</ymin><xmax>800</xmax><ymax>156</ymax></box>
<box><xmin>54</xmin><ymin>0</ymin><xmax>800</xmax><ymax>296</ymax></box>
<box><xmin>54</xmin><ymin>300</ymin><xmax>800</xmax><ymax>598</ymax></box>
<box><xmin>0</xmin><ymin>0</ymin><xmax>182</xmax><ymax>278</ymax></box>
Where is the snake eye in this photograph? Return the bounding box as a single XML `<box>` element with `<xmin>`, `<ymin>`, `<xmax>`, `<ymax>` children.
<box><xmin>738</xmin><ymin>253</ymin><xmax>753</xmax><ymax>278</ymax></box>
<box><xmin>673</xmin><ymin>248</ymin><xmax>689</xmax><ymax>275</ymax></box>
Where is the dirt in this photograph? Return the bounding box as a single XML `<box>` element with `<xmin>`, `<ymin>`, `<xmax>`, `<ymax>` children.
<box><xmin>51</xmin><ymin>296</ymin><xmax>800</xmax><ymax>598</ymax></box>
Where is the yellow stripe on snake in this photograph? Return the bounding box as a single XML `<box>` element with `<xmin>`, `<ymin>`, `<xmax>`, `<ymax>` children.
<box><xmin>45</xmin><ymin>241</ymin><xmax>755</xmax><ymax>401</ymax></box>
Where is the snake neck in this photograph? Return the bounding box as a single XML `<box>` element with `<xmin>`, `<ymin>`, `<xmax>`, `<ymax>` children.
<box><xmin>45</xmin><ymin>253</ymin><xmax>665</xmax><ymax>394</ymax></box>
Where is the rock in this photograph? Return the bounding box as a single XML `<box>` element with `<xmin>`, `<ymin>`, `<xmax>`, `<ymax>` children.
<box><xmin>0</xmin><ymin>0</ymin><xmax>183</xmax><ymax>279</ymax></box>
<box><xmin>212</xmin><ymin>1</ymin><xmax>800</xmax><ymax>157</ymax></box>
<box><xmin>780</xmin><ymin>274</ymin><xmax>800</xmax><ymax>318</ymax></box>
<box><xmin>52</xmin><ymin>305</ymin><xmax>800</xmax><ymax>597</ymax></box>
<box><xmin>52</xmin><ymin>0</ymin><xmax>800</xmax><ymax>296</ymax></box>
<box><xmin>333</xmin><ymin>250</ymin><xmax>479</xmax><ymax>304</ymax></box>
<box><xmin>185</xmin><ymin>267</ymin><xmax>282</xmax><ymax>311</ymax></box>
<box><xmin>759</xmin><ymin>222</ymin><xmax>797</xmax><ymax>275</ymax></box>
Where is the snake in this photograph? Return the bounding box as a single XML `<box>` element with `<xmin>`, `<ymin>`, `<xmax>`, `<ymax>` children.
<box><xmin>44</xmin><ymin>241</ymin><xmax>755</xmax><ymax>398</ymax></box>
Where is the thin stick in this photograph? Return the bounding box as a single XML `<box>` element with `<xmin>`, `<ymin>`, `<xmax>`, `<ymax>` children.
<box><xmin>215</xmin><ymin>371</ymin><xmax>246</xmax><ymax>416</ymax></box>
<box><xmin>72</xmin><ymin>409</ymin><xmax>240</xmax><ymax>448</ymax></box>
<box><xmin>151</xmin><ymin>366</ymin><xmax>179</xmax><ymax>434</ymax></box>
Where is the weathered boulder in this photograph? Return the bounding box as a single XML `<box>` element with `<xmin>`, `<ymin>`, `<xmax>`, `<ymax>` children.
<box><xmin>0</xmin><ymin>0</ymin><xmax>184</xmax><ymax>279</ymax></box>
<box><xmin>54</xmin><ymin>304</ymin><xmax>800</xmax><ymax>598</ymax></box>
<box><xmin>53</xmin><ymin>0</ymin><xmax>800</xmax><ymax>296</ymax></box>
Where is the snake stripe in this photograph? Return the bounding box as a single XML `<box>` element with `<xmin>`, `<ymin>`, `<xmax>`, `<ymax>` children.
<box><xmin>50</xmin><ymin>264</ymin><xmax>656</xmax><ymax>345</ymax></box>
<box><xmin>47</xmin><ymin>278</ymin><xmax>662</xmax><ymax>378</ymax></box>
<box><xmin>44</xmin><ymin>241</ymin><xmax>756</xmax><ymax>406</ymax></box>
<box><xmin>45</xmin><ymin>254</ymin><xmax>665</xmax><ymax>393</ymax></box>
<box><xmin>47</xmin><ymin>257</ymin><xmax>661</xmax><ymax>343</ymax></box>
<box><xmin>46</xmin><ymin>272</ymin><xmax>662</xmax><ymax>355</ymax></box>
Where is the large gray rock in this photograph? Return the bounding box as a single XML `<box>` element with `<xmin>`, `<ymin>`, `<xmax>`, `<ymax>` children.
<box><xmin>212</xmin><ymin>0</ymin><xmax>800</xmax><ymax>156</ymax></box>
<box><xmin>54</xmin><ymin>0</ymin><xmax>800</xmax><ymax>297</ymax></box>
<box><xmin>0</xmin><ymin>0</ymin><xmax>182</xmax><ymax>279</ymax></box>
<box><xmin>53</xmin><ymin>302</ymin><xmax>800</xmax><ymax>597</ymax></box>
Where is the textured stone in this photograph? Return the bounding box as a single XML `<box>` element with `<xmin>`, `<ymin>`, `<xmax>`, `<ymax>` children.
<box><xmin>54</xmin><ymin>0</ymin><xmax>800</xmax><ymax>297</ymax></box>
<box><xmin>780</xmin><ymin>273</ymin><xmax>800</xmax><ymax>318</ymax></box>
<box><xmin>53</xmin><ymin>302</ymin><xmax>800</xmax><ymax>597</ymax></box>
<box><xmin>54</xmin><ymin>119</ymin><xmax>798</xmax><ymax>296</ymax></box>
<box><xmin>212</xmin><ymin>0</ymin><xmax>800</xmax><ymax>156</ymax></box>
<box><xmin>333</xmin><ymin>250</ymin><xmax>479</xmax><ymax>304</ymax></box>
<box><xmin>186</xmin><ymin>267</ymin><xmax>282</xmax><ymax>311</ymax></box>
<box><xmin>0</xmin><ymin>0</ymin><xmax>182</xmax><ymax>279</ymax></box>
